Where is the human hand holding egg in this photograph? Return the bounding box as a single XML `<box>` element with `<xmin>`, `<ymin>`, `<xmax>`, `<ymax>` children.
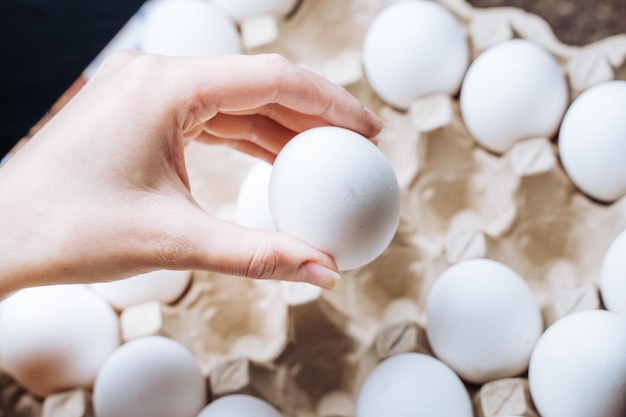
<box><xmin>0</xmin><ymin>52</ymin><xmax>383</xmax><ymax>296</ymax></box>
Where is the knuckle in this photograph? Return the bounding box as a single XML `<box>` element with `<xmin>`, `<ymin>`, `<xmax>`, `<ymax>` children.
<box><xmin>261</xmin><ymin>54</ymin><xmax>294</xmax><ymax>96</ymax></box>
<box><xmin>262</xmin><ymin>53</ymin><xmax>291</xmax><ymax>73</ymax></box>
<box><xmin>123</xmin><ymin>54</ymin><xmax>164</xmax><ymax>83</ymax></box>
<box><xmin>101</xmin><ymin>53</ymin><xmax>168</xmax><ymax>99</ymax></box>
<box><xmin>245</xmin><ymin>240</ymin><xmax>279</xmax><ymax>280</ymax></box>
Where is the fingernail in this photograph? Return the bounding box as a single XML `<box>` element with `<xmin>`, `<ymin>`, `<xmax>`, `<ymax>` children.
<box><xmin>297</xmin><ymin>262</ymin><xmax>342</xmax><ymax>290</ymax></box>
<box><xmin>365</xmin><ymin>108</ymin><xmax>384</xmax><ymax>133</ymax></box>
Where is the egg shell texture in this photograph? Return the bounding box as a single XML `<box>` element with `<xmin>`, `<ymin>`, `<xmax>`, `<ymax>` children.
<box><xmin>528</xmin><ymin>310</ymin><xmax>626</xmax><ymax>417</ymax></box>
<box><xmin>269</xmin><ymin>126</ymin><xmax>400</xmax><ymax>271</ymax></box>
<box><xmin>460</xmin><ymin>39</ymin><xmax>569</xmax><ymax>153</ymax></box>
<box><xmin>93</xmin><ymin>336</ymin><xmax>207</xmax><ymax>417</ymax></box>
<box><xmin>0</xmin><ymin>285</ymin><xmax>120</xmax><ymax>397</ymax></box>
<box><xmin>141</xmin><ymin>0</ymin><xmax>241</xmax><ymax>56</ymax></box>
<box><xmin>236</xmin><ymin>161</ymin><xmax>276</xmax><ymax>231</ymax></box>
<box><xmin>363</xmin><ymin>0</ymin><xmax>469</xmax><ymax>109</ymax></box>
<box><xmin>356</xmin><ymin>353</ymin><xmax>473</xmax><ymax>417</ymax></box>
<box><xmin>212</xmin><ymin>0</ymin><xmax>297</xmax><ymax>21</ymax></box>
<box><xmin>426</xmin><ymin>259</ymin><xmax>543</xmax><ymax>384</ymax></box>
<box><xmin>198</xmin><ymin>394</ymin><xmax>283</xmax><ymax>417</ymax></box>
<box><xmin>90</xmin><ymin>269</ymin><xmax>191</xmax><ymax>310</ymax></box>
<box><xmin>601</xmin><ymin>229</ymin><xmax>626</xmax><ymax>314</ymax></box>
<box><xmin>558</xmin><ymin>80</ymin><xmax>626</xmax><ymax>202</ymax></box>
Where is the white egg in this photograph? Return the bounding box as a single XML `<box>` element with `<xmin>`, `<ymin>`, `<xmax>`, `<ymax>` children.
<box><xmin>460</xmin><ymin>39</ymin><xmax>569</xmax><ymax>153</ymax></box>
<box><xmin>0</xmin><ymin>285</ymin><xmax>119</xmax><ymax>396</ymax></box>
<box><xmin>212</xmin><ymin>0</ymin><xmax>297</xmax><ymax>21</ymax></box>
<box><xmin>558</xmin><ymin>81</ymin><xmax>626</xmax><ymax>202</ymax></box>
<box><xmin>356</xmin><ymin>353</ymin><xmax>473</xmax><ymax>417</ymax></box>
<box><xmin>426</xmin><ymin>259</ymin><xmax>543</xmax><ymax>384</ymax></box>
<box><xmin>363</xmin><ymin>0</ymin><xmax>469</xmax><ymax>110</ymax></box>
<box><xmin>529</xmin><ymin>310</ymin><xmax>626</xmax><ymax>417</ymax></box>
<box><xmin>236</xmin><ymin>161</ymin><xmax>275</xmax><ymax>231</ymax></box>
<box><xmin>198</xmin><ymin>394</ymin><xmax>283</xmax><ymax>417</ymax></box>
<box><xmin>269</xmin><ymin>126</ymin><xmax>400</xmax><ymax>271</ymax></box>
<box><xmin>601</xmin><ymin>230</ymin><xmax>626</xmax><ymax>314</ymax></box>
<box><xmin>93</xmin><ymin>336</ymin><xmax>206</xmax><ymax>417</ymax></box>
<box><xmin>90</xmin><ymin>270</ymin><xmax>191</xmax><ymax>311</ymax></box>
<box><xmin>141</xmin><ymin>0</ymin><xmax>241</xmax><ymax>56</ymax></box>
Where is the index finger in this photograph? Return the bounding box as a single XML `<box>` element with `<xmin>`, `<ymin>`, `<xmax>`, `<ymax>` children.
<box><xmin>164</xmin><ymin>54</ymin><xmax>383</xmax><ymax>138</ymax></box>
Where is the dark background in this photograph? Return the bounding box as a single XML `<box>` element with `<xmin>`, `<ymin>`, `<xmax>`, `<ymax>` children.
<box><xmin>0</xmin><ymin>0</ymin><xmax>625</xmax><ymax>159</ymax></box>
<box><xmin>0</xmin><ymin>0</ymin><xmax>145</xmax><ymax>158</ymax></box>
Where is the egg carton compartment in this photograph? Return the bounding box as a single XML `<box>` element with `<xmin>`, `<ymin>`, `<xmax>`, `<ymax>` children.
<box><xmin>2</xmin><ymin>0</ymin><xmax>626</xmax><ymax>416</ymax></box>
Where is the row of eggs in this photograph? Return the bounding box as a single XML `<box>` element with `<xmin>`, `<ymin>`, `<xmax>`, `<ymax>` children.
<box><xmin>1</xmin><ymin>227</ymin><xmax>626</xmax><ymax>416</ymax></box>
<box><xmin>364</xmin><ymin>1</ymin><xmax>626</xmax><ymax>203</ymax></box>
<box><xmin>0</xmin><ymin>282</ymin><xmax>284</xmax><ymax>417</ymax></box>
<box><xmin>121</xmin><ymin>0</ymin><xmax>626</xmax><ymax>203</ymax></box>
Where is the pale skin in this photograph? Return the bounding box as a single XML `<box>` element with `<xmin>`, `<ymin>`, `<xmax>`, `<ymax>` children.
<box><xmin>0</xmin><ymin>51</ymin><xmax>382</xmax><ymax>297</ymax></box>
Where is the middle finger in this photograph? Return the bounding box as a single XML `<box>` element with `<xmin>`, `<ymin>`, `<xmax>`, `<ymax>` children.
<box><xmin>201</xmin><ymin>113</ymin><xmax>296</xmax><ymax>155</ymax></box>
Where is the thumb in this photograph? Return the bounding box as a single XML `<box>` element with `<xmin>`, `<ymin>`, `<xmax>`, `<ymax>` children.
<box><xmin>167</xmin><ymin>210</ymin><xmax>342</xmax><ymax>290</ymax></box>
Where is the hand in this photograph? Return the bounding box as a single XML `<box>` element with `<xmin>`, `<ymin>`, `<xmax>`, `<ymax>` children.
<box><xmin>0</xmin><ymin>52</ymin><xmax>382</xmax><ymax>296</ymax></box>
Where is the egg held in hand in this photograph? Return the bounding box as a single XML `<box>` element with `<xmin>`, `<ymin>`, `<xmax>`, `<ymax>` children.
<box><xmin>269</xmin><ymin>126</ymin><xmax>400</xmax><ymax>271</ymax></box>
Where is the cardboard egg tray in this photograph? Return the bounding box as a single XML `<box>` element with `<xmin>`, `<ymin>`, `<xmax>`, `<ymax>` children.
<box><xmin>3</xmin><ymin>0</ymin><xmax>626</xmax><ymax>416</ymax></box>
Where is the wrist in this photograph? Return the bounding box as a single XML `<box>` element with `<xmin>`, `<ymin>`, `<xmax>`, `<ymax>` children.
<box><xmin>0</xmin><ymin>151</ymin><xmax>88</xmax><ymax>295</ymax></box>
